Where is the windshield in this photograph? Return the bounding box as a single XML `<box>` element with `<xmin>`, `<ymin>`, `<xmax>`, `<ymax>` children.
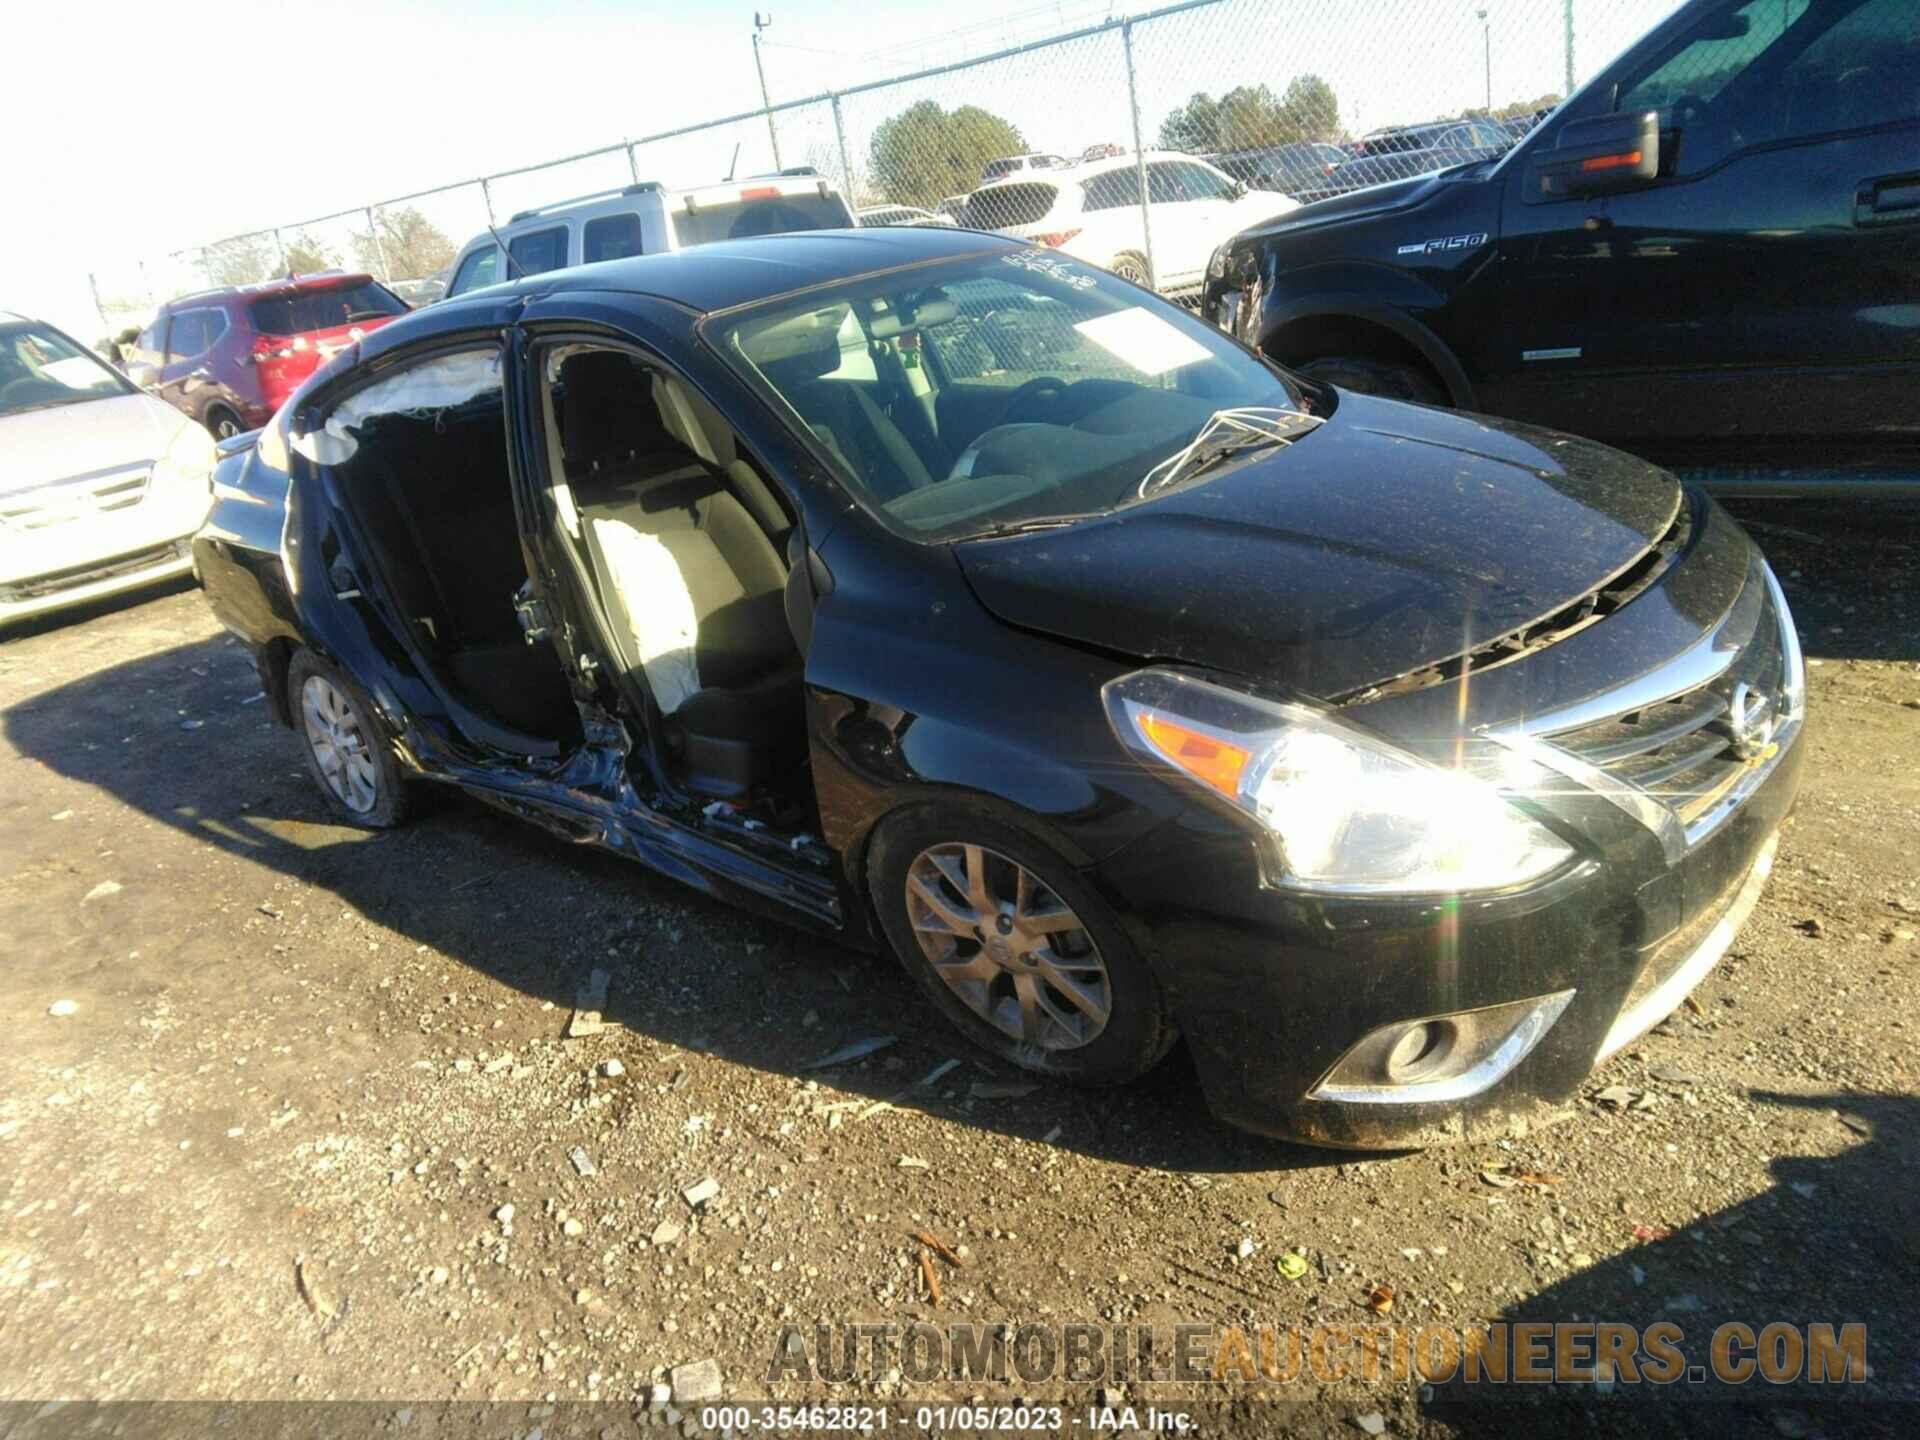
<box><xmin>713</xmin><ymin>248</ymin><xmax>1312</xmax><ymax>542</ymax></box>
<box><xmin>0</xmin><ymin>322</ymin><xmax>136</xmax><ymax>417</ymax></box>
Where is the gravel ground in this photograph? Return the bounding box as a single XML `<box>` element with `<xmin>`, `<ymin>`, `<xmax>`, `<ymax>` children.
<box><xmin>1</xmin><ymin>499</ymin><xmax>1915</xmax><ymax>1437</ymax></box>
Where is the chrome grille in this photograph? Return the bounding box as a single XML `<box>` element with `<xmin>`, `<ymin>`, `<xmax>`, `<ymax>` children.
<box><xmin>1535</xmin><ymin>563</ymin><xmax>1801</xmax><ymax>847</ymax></box>
<box><xmin>0</xmin><ymin>464</ymin><xmax>153</xmax><ymax>532</ymax></box>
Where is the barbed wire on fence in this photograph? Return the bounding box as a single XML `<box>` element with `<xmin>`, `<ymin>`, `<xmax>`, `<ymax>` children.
<box><xmin>93</xmin><ymin>0</ymin><xmax>1680</xmax><ymax>328</ymax></box>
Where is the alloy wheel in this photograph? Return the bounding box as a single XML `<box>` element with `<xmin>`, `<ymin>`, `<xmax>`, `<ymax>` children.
<box><xmin>1109</xmin><ymin>257</ymin><xmax>1149</xmax><ymax>286</ymax></box>
<box><xmin>300</xmin><ymin>674</ymin><xmax>380</xmax><ymax>814</ymax></box>
<box><xmin>904</xmin><ymin>843</ymin><xmax>1111</xmax><ymax>1050</ymax></box>
<box><xmin>210</xmin><ymin>413</ymin><xmax>242</xmax><ymax>440</ymax></box>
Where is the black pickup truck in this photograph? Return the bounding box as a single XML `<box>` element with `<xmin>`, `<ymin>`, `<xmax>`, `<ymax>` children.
<box><xmin>1203</xmin><ymin>0</ymin><xmax>1920</xmax><ymax>495</ymax></box>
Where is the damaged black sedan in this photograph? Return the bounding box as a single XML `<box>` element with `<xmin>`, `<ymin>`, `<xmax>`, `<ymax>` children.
<box><xmin>194</xmin><ymin>226</ymin><xmax>1804</xmax><ymax>1148</ymax></box>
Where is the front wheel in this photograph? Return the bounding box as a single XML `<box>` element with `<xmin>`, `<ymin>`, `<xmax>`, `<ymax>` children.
<box><xmin>288</xmin><ymin>650</ymin><xmax>410</xmax><ymax>829</ymax></box>
<box><xmin>204</xmin><ymin>407</ymin><xmax>244</xmax><ymax>441</ymax></box>
<box><xmin>868</xmin><ymin>806</ymin><xmax>1176</xmax><ymax>1084</ymax></box>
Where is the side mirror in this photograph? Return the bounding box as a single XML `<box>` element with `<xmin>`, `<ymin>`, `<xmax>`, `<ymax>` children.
<box><xmin>1526</xmin><ymin>110</ymin><xmax>1661</xmax><ymax>201</ymax></box>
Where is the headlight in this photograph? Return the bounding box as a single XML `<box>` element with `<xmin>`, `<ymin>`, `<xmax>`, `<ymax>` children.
<box><xmin>152</xmin><ymin>421</ymin><xmax>217</xmax><ymax>492</ymax></box>
<box><xmin>1207</xmin><ymin>242</ymin><xmax>1233</xmax><ymax>281</ymax></box>
<box><xmin>1104</xmin><ymin>669</ymin><xmax>1575</xmax><ymax>894</ymax></box>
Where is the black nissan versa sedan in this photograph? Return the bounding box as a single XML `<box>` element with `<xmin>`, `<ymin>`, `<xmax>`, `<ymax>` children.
<box><xmin>193</xmin><ymin>225</ymin><xmax>1805</xmax><ymax>1148</ymax></box>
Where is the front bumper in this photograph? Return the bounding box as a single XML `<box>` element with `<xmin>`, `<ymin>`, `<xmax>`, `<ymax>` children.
<box><xmin>1</xmin><ymin>471</ymin><xmax>211</xmax><ymax>626</ymax></box>
<box><xmin>0</xmin><ymin>537</ymin><xmax>197</xmax><ymax>625</ymax></box>
<box><xmin>1100</xmin><ymin>725</ymin><xmax>1800</xmax><ymax>1148</ymax></box>
<box><xmin>1093</xmin><ymin>515</ymin><xmax>1805</xmax><ymax>1148</ymax></box>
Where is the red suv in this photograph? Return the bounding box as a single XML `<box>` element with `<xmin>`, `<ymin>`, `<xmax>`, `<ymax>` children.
<box><xmin>126</xmin><ymin>273</ymin><xmax>408</xmax><ymax>439</ymax></box>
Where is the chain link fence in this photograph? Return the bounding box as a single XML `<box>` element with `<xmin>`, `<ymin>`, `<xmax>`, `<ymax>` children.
<box><xmin>91</xmin><ymin>0</ymin><xmax>1683</xmax><ymax>334</ymax></box>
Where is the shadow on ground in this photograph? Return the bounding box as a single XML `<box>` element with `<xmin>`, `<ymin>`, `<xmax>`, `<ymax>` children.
<box><xmin>3</xmin><ymin>628</ymin><xmax>1332</xmax><ymax>1178</ymax></box>
<box><xmin>1423</xmin><ymin>1090</ymin><xmax>1918</xmax><ymax>1436</ymax></box>
<box><xmin>1722</xmin><ymin>498</ymin><xmax>1920</xmax><ymax>664</ymax></box>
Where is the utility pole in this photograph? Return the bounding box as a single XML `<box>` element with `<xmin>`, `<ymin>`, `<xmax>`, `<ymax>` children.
<box><xmin>1563</xmin><ymin>0</ymin><xmax>1575</xmax><ymax>95</ymax></box>
<box><xmin>1477</xmin><ymin>9</ymin><xmax>1491</xmax><ymax>112</ymax></box>
<box><xmin>752</xmin><ymin>12</ymin><xmax>783</xmax><ymax>171</ymax></box>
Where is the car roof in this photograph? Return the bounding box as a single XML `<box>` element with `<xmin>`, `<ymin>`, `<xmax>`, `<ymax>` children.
<box><xmin>422</xmin><ymin>227</ymin><xmax>1020</xmax><ymax>324</ymax></box>
<box><xmin>163</xmin><ymin>272</ymin><xmax>379</xmax><ymax>308</ymax></box>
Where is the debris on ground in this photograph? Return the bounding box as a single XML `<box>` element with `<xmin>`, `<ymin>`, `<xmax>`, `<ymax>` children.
<box><xmin>1276</xmin><ymin>1251</ymin><xmax>1310</xmax><ymax>1280</ymax></box>
<box><xmin>566</xmin><ymin>968</ymin><xmax>610</xmax><ymax>1038</ymax></box>
<box><xmin>682</xmin><ymin>1177</ymin><xmax>719</xmax><ymax>1209</ymax></box>
<box><xmin>1363</xmin><ymin>1283</ymin><xmax>1394</xmax><ymax>1314</ymax></box>
<box><xmin>568</xmin><ymin>1146</ymin><xmax>597</xmax><ymax>1177</ymax></box>
<box><xmin>294</xmin><ymin>1260</ymin><xmax>344</xmax><ymax>1328</ymax></box>
<box><xmin>669</xmin><ymin>1358</ymin><xmax>723</xmax><ymax>1404</ymax></box>
<box><xmin>46</xmin><ymin>1000</ymin><xmax>77</xmax><ymax>1017</ymax></box>
<box><xmin>913</xmin><ymin>1230</ymin><xmax>965</xmax><ymax>1268</ymax></box>
<box><xmin>803</xmin><ymin>1034</ymin><xmax>897</xmax><ymax>1070</ymax></box>
<box><xmin>920</xmin><ymin>1249</ymin><xmax>942</xmax><ymax>1306</ymax></box>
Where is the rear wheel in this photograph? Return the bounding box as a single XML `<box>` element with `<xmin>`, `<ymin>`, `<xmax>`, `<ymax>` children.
<box><xmin>868</xmin><ymin>806</ymin><xmax>1176</xmax><ymax>1084</ymax></box>
<box><xmin>288</xmin><ymin>650</ymin><xmax>410</xmax><ymax>829</ymax></box>
<box><xmin>204</xmin><ymin>406</ymin><xmax>244</xmax><ymax>441</ymax></box>
<box><xmin>1295</xmin><ymin>355</ymin><xmax>1447</xmax><ymax>405</ymax></box>
<box><xmin>1107</xmin><ymin>251</ymin><xmax>1151</xmax><ymax>288</ymax></box>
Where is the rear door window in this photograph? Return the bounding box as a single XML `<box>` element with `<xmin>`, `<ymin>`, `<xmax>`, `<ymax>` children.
<box><xmin>166</xmin><ymin>308</ymin><xmax>225</xmax><ymax>361</ymax></box>
<box><xmin>449</xmin><ymin>245</ymin><xmax>501</xmax><ymax>296</ymax></box>
<box><xmin>507</xmin><ymin>226</ymin><xmax>570</xmax><ymax>277</ymax></box>
<box><xmin>583</xmin><ymin>212</ymin><xmax>646</xmax><ymax>263</ymax></box>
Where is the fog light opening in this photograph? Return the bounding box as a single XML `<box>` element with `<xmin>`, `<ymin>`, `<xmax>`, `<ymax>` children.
<box><xmin>1385</xmin><ymin>1020</ymin><xmax>1457</xmax><ymax>1082</ymax></box>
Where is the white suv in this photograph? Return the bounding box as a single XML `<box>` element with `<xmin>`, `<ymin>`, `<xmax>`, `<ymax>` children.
<box><xmin>965</xmin><ymin>151</ymin><xmax>1299</xmax><ymax>295</ymax></box>
<box><xmin>445</xmin><ymin>170</ymin><xmax>856</xmax><ymax>299</ymax></box>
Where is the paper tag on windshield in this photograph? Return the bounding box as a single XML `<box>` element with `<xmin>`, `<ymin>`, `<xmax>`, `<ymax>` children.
<box><xmin>1073</xmin><ymin>307</ymin><xmax>1212</xmax><ymax>376</ymax></box>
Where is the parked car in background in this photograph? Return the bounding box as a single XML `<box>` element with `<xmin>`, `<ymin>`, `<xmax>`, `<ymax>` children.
<box><xmin>124</xmin><ymin>273</ymin><xmax>409</xmax><ymax>440</ymax></box>
<box><xmin>966</xmin><ymin>150</ymin><xmax>1298</xmax><ymax>293</ymax></box>
<box><xmin>1206</xmin><ymin>0</ymin><xmax>1920</xmax><ymax>494</ymax></box>
<box><xmin>193</xmin><ymin>226</ymin><xmax>1803</xmax><ymax>1148</ymax></box>
<box><xmin>445</xmin><ymin>171</ymin><xmax>856</xmax><ymax>299</ymax></box>
<box><xmin>1289</xmin><ymin>119</ymin><xmax>1514</xmax><ymax>202</ymax></box>
<box><xmin>2</xmin><ymin>313</ymin><xmax>215</xmax><ymax>625</ymax></box>
<box><xmin>388</xmin><ymin>271</ymin><xmax>449</xmax><ymax>307</ymax></box>
<box><xmin>1079</xmin><ymin>142</ymin><xmax>1127</xmax><ymax>162</ymax></box>
<box><xmin>936</xmin><ymin>195</ymin><xmax>971</xmax><ymax>222</ymax></box>
<box><xmin>1208</xmin><ymin>141</ymin><xmax>1350</xmax><ymax>198</ymax></box>
<box><xmin>978</xmin><ymin>153</ymin><xmax>1067</xmax><ymax>184</ymax></box>
<box><xmin>857</xmin><ymin>204</ymin><xmax>954</xmax><ymax>228</ymax></box>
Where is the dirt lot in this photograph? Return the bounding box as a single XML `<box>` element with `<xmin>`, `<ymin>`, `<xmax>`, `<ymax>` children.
<box><xmin>2</xmin><ymin>499</ymin><xmax>1916</xmax><ymax>1437</ymax></box>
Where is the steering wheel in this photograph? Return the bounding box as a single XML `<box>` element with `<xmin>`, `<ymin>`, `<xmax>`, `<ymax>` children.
<box><xmin>991</xmin><ymin>376</ymin><xmax>1070</xmax><ymax>429</ymax></box>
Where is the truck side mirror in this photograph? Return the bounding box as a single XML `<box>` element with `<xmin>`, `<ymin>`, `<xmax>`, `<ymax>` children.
<box><xmin>1525</xmin><ymin>110</ymin><xmax>1661</xmax><ymax>201</ymax></box>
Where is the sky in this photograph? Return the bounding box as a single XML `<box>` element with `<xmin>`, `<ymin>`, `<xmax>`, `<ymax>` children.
<box><xmin>4</xmin><ymin>0</ymin><xmax>1682</xmax><ymax>342</ymax></box>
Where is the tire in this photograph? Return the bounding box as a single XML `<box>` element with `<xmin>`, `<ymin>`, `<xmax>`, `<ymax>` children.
<box><xmin>1107</xmin><ymin>251</ymin><xmax>1152</xmax><ymax>289</ymax></box>
<box><xmin>204</xmin><ymin>407</ymin><xmax>244</xmax><ymax>441</ymax></box>
<box><xmin>1296</xmin><ymin>355</ymin><xmax>1447</xmax><ymax>406</ymax></box>
<box><xmin>867</xmin><ymin>805</ymin><xmax>1176</xmax><ymax>1085</ymax></box>
<box><xmin>287</xmin><ymin>650</ymin><xmax>411</xmax><ymax>829</ymax></box>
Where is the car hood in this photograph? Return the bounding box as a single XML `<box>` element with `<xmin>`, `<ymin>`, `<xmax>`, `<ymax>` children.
<box><xmin>0</xmin><ymin>392</ymin><xmax>192</xmax><ymax>496</ymax></box>
<box><xmin>1238</xmin><ymin>168</ymin><xmax>1459</xmax><ymax>236</ymax></box>
<box><xmin>953</xmin><ymin>393</ymin><xmax>1682</xmax><ymax>701</ymax></box>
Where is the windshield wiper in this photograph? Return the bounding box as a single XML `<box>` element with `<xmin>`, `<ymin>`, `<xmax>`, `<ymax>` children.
<box><xmin>959</xmin><ymin>512</ymin><xmax>1101</xmax><ymax>542</ymax></box>
<box><xmin>1137</xmin><ymin>405</ymin><xmax>1325</xmax><ymax>497</ymax></box>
